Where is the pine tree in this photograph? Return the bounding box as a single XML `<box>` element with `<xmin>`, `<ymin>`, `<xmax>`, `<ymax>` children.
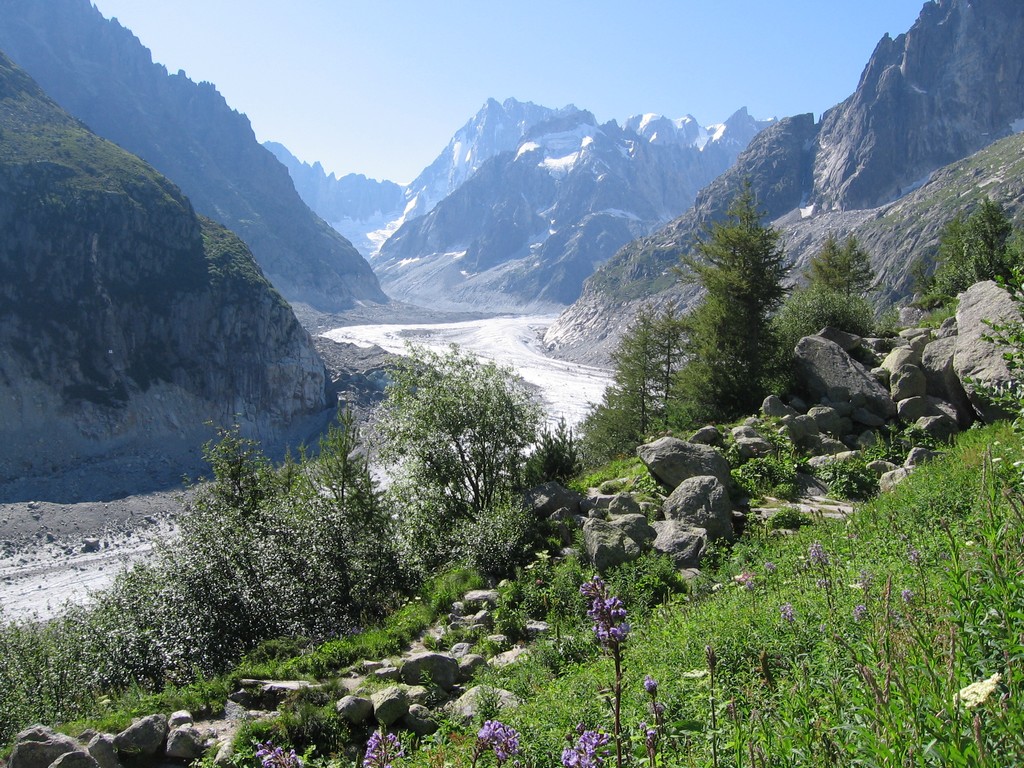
<box><xmin>675</xmin><ymin>185</ymin><xmax>789</xmax><ymax>423</ymax></box>
<box><xmin>805</xmin><ymin>232</ymin><xmax>874</xmax><ymax>296</ymax></box>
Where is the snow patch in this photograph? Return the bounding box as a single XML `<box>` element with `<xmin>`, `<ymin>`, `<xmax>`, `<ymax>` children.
<box><xmin>516</xmin><ymin>141</ymin><xmax>541</xmax><ymax>159</ymax></box>
<box><xmin>540</xmin><ymin>152</ymin><xmax>580</xmax><ymax>177</ymax></box>
<box><xmin>800</xmin><ymin>205</ymin><xmax>815</xmax><ymax>219</ymax></box>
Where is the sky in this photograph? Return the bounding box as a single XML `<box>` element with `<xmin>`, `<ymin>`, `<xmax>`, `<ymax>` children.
<box><xmin>90</xmin><ymin>1</ymin><xmax>928</xmax><ymax>185</ymax></box>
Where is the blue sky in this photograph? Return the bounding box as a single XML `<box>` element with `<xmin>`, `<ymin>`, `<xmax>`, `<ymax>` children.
<box><xmin>91</xmin><ymin>1</ymin><xmax>927</xmax><ymax>184</ymax></box>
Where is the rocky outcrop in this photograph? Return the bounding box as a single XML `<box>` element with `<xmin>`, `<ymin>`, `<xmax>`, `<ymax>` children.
<box><xmin>0</xmin><ymin>51</ymin><xmax>327</xmax><ymax>483</ymax></box>
<box><xmin>953</xmin><ymin>280</ymin><xmax>1022</xmax><ymax>422</ymax></box>
<box><xmin>545</xmin><ymin>0</ymin><xmax>1024</xmax><ymax>365</ymax></box>
<box><xmin>637</xmin><ymin>437</ymin><xmax>732</xmax><ymax>490</ymax></box>
<box><xmin>0</xmin><ymin>0</ymin><xmax>386</xmax><ymax>312</ymax></box>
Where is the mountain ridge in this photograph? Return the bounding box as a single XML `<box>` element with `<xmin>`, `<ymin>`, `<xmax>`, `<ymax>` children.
<box><xmin>0</xmin><ymin>0</ymin><xmax>387</xmax><ymax>313</ymax></box>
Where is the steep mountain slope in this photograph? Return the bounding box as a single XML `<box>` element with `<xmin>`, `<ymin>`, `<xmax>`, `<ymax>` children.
<box><xmin>0</xmin><ymin>0</ymin><xmax>386</xmax><ymax>312</ymax></box>
<box><xmin>546</xmin><ymin>0</ymin><xmax>1024</xmax><ymax>363</ymax></box>
<box><xmin>375</xmin><ymin>107</ymin><xmax>769</xmax><ymax>312</ymax></box>
<box><xmin>0</xmin><ymin>50</ymin><xmax>327</xmax><ymax>486</ymax></box>
<box><xmin>264</xmin><ymin>141</ymin><xmax>406</xmax><ymax>259</ymax></box>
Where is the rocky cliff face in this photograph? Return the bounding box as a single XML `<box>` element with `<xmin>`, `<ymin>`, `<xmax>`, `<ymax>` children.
<box><xmin>0</xmin><ymin>0</ymin><xmax>386</xmax><ymax>313</ymax></box>
<box><xmin>0</xmin><ymin>51</ymin><xmax>327</xmax><ymax>484</ymax></box>
<box><xmin>812</xmin><ymin>0</ymin><xmax>1024</xmax><ymax>212</ymax></box>
<box><xmin>376</xmin><ymin>107</ymin><xmax>769</xmax><ymax>312</ymax></box>
<box><xmin>546</xmin><ymin>0</ymin><xmax>1024</xmax><ymax>364</ymax></box>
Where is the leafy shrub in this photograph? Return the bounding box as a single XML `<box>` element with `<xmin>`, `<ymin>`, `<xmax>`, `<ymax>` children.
<box><xmin>772</xmin><ymin>286</ymin><xmax>876</xmax><ymax>358</ymax></box>
<box><xmin>813</xmin><ymin>457</ymin><xmax>879</xmax><ymax>500</ymax></box>
<box><xmin>525</xmin><ymin>418</ymin><xmax>583</xmax><ymax>487</ymax></box>
<box><xmin>732</xmin><ymin>455</ymin><xmax>800</xmax><ymax>501</ymax></box>
<box><xmin>462</xmin><ymin>497</ymin><xmax>538</xmax><ymax>579</ymax></box>
<box><xmin>765</xmin><ymin>506</ymin><xmax>813</xmax><ymax>530</ymax></box>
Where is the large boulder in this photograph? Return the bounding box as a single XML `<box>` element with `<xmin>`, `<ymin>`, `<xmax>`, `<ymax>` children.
<box><xmin>637</xmin><ymin>437</ymin><xmax>731</xmax><ymax>490</ymax></box>
<box><xmin>608</xmin><ymin>513</ymin><xmax>656</xmax><ymax>547</ymax></box>
<box><xmin>650</xmin><ymin>521</ymin><xmax>708</xmax><ymax>568</ymax></box>
<box><xmin>954</xmin><ymin>280</ymin><xmax>1021</xmax><ymax>422</ymax></box>
<box><xmin>335</xmin><ymin>695</ymin><xmax>374</xmax><ymax>724</ymax></box>
<box><xmin>921</xmin><ymin>336</ymin><xmax>974</xmax><ymax>427</ymax></box>
<box><xmin>523</xmin><ymin>482</ymin><xmax>582</xmax><ymax>517</ymax></box>
<box><xmin>85</xmin><ymin>735</ymin><xmax>121</xmax><ymax>768</ymax></box>
<box><xmin>661</xmin><ymin>475</ymin><xmax>733</xmax><ymax>541</ymax></box>
<box><xmin>401</xmin><ymin>652</ymin><xmax>460</xmax><ymax>690</ymax></box>
<box><xmin>113</xmin><ymin>715</ymin><xmax>168</xmax><ymax>757</ymax></box>
<box><xmin>10</xmin><ymin>727</ymin><xmax>85</xmax><ymax>768</ymax></box>
<box><xmin>446</xmin><ymin>686</ymin><xmax>522</xmax><ymax>725</ymax></box>
<box><xmin>889</xmin><ymin>364</ymin><xmax>927</xmax><ymax>402</ymax></box>
<box><xmin>371</xmin><ymin>686</ymin><xmax>410</xmax><ymax>726</ymax></box>
<box><xmin>164</xmin><ymin>727</ymin><xmax>206</xmax><ymax>761</ymax></box>
<box><xmin>794</xmin><ymin>336</ymin><xmax>896</xmax><ymax>419</ymax></box>
<box><xmin>583</xmin><ymin>518</ymin><xmax>642</xmax><ymax>572</ymax></box>
<box><xmin>49</xmin><ymin>754</ymin><xmax>99</xmax><ymax>768</ymax></box>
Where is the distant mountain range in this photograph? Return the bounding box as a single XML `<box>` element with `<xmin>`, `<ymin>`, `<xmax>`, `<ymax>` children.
<box><xmin>269</xmin><ymin>98</ymin><xmax>770</xmax><ymax>312</ymax></box>
<box><xmin>0</xmin><ymin>49</ymin><xmax>328</xmax><ymax>487</ymax></box>
<box><xmin>0</xmin><ymin>0</ymin><xmax>386</xmax><ymax>313</ymax></box>
<box><xmin>544</xmin><ymin>0</ymin><xmax>1024</xmax><ymax>364</ymax></box>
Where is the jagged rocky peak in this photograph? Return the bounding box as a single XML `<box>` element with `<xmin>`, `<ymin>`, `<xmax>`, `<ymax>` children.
<box><xmin>812</xmin><ymin>0</ymin><xmax>1024</xmax><ymax>211</ymax></box>
<box><xmin>402</xmin><ymin>96</ymin><xmax>572</xmax><ymax>220</ymax></box>
<box><xmin>0</xmin><ymin>50</ymin><xmax>328</xmax><ymax>486</ymax></box>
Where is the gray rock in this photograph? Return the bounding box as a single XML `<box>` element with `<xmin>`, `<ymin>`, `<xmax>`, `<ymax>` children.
<box><xmin>761</xmin><ymin>395</ymin><xmax>797</xmax><ymax>418</ymax></box>
<box><xmin>915</xmin><ymin>414</ymin><xmax>959</xmax><ymax>441</ymax></box>
<box><xmin>81</xmin><ymin>538</ymin><xmax>101</xmax><ymax>553</ymax></box>
<box><xmin>463</xmin><ymin>589</ymin><xmax>500</xmax><ymax>607</ymax></box>
<box><xmin>921</xmin><ymin>336</ymin><xmax>974</xmax><ymax>427</ymax></box>
<box><xmin>817</xmin><ymin>326</ymin><xmax>862</xmax><ymax>352</ymax></box>
<box><xmin>167</xmin><ymin>711</ymin><xmax>193</xmax><ymax>729</ymax></box>
<box><xmin>524</xmin><ymin>620</ymin><xmax>551</xmax><ymax>638</ymax></box>
<box><xmin>734</xmin><ymin>437</ymin><xmax>775</xmax><ymax>460</ymax></box>
<box><xmin>489</xmin><ymin>647</ymin><xmax>530</xmax><ymax>668</ymax></box>
<box><xmin>403</xmin><ymin>685</ymin><xmax>431</xmax><ymax>705</ymax></box>
<box><xmin>637</xmin><ymin>437</ymin><xmax>731</xmax><ymax>490</ymax></box>
<box><xmin>807</xmin><ymin>405</ymin><xmax>842</xmax><ymax>435</ymax></box>
<box><xmin>608</xmin><ymin>513</ymin><xmax>656</xmax><ymax>547</ymax></box>
<box><xmin>457</xmin><ymin>654</ymin><xmax>487</xmax><ymax>682</ymax></box>
<box><xmin>113</xmin><ymin>715</ymin><xmax>168</xmax><ymax>757</ymax></box>
<box><xmin>86</xmin><ymin>735</ymin><xmax>120</xmax><ymax>768</ymax></box>
<box><xmin>795</xmin><ymin>337</ymin><xmax>897</xmax><ymax>420</ymax></box>
<box><xmin>605</xmin><ymin>493</ymin><xmax>642</xmax><ymax>517</ymax></box>
<box><xmin>661</xmin><ymin>476</ymin><xmax>733</xmax><ymax>541</ymax></box>
<box><xmin>867</xmin><ymin>459</ymin><xmax>899</xmax><ymax>476</ymax></box>
<box><xmin>583</xmin><ymin>518</ymin><xmax>642</xmax><ymax>572</ymax></box>
<box><xmin>10</xmin><ymin>727</ymin><xmax>84</xmax><ymax>768</ymax></box>
<box><xmin>852</xmin><ymin>407</ymin><xmax>886</xmax><ymax>428</ymax></box>
<box><xmin>446</xmin><ymin>686</ymin><xmax>522</xmax><ymax>725</ymax></box>
<box><xmin>905</xmin><ymin>447</ymin><xmax>940</xmax><ymax>467</ymax></box>
<box><xmin>880</xmin><ymin>467</ymin><xmax>913</xmax><ymax>492</ymax></box>
<box><xmin>401</xmin><ymin>652</ymin><xmax>460</xmax><ymax>690</ymax></box>
<box><xmin>650</xmin><ymin>521</ymin><xmax>708</xmax><ymax>568</ymax></box>
<box><xmin>731</xmin><ymin>424</ymin><xmax>762</xmax><ymax>440</ymax></box>
<box><xmin>890</xmin><ymin>364</ymin><xmax>927</xmax><ymax>401</ymax></box>
<box><xmin>787</xmin><ymin>395</ymin><xmax>809</xmax><ymax>413</ymax></box>
<box><xmin>403</xmin><ymin>705</ymin><xmax>438</xmax><ymax>736</ymax></box>
<box><xmin>49</xmin><ymin>752</ymin><xmax>99</xmax><ymax>768</ymax></box>
<box><xmin>335</xmin><ymin>695</ymin><xmax>374</xmax><ymax>724</ymax></box>
<box><xmin>165</xmin><ymin>727</ymin><xmax>206</xmax><ymax>761</ymax></box>
<box><xmin>871</xmin><ymin>366</ymin><xmax>891</xmax><ymax>388</ymax></box>
<box><xmin>954</xmin><ymin>280</ymin><xmax>1021</xmax><ymax>422</ymax></box>
<box><xmin>896</xmin><ymin>396</ymin><xmax>959</xmax><ymax>424</ymax></box>
<box><xmin>881</xmin><ymin>345</ymin><xmax>921</xmax><ymax>374</ymax></box>
<box><xmin>374</xmin><ymin>666</ymin><xmax>402</xmax><ymax>681</ymax></box>
<box><xmin>371</xmin><ymin>686</ymin><xmax>410</xmax><ymax>726</ymax></box>
<box><xmin>222</xmin><ymin>701</ymin><xmax>249</xmax><ymax>722</ymax></box>
<box><xmin>523</xmin><ymin>482</ymin><xmax>583</xmax><ymax>518</ymax></box>
<box><xmin>935</xmin><ymin>315</ymin><xmax>958</xmax><ymax>339</ymax></box>
<box><xmin>449</xmin><ymin>642</ymin><xmax>472</xmax><ymax>658</ymax></box>
<box><xmin>689</xmin><ymin>425</ymin><xmax>723</xmax><ymax>445</ymax></box>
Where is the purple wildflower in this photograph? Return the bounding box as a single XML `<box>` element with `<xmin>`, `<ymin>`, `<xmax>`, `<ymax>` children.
<box><xmin>476</xmin><ymin>720</ymin><xmax>521</xmax><ymax>765</ymax></box>
<box><xmin>735</xmin><ymin>571</ymin><xmax>756</xmax><ymax>591</ymax></box>
<box><xmin>561</xmin><ymin>727</ymin><xmax>611</xmax><ymax>768</ymax></box>
<box><xmin>816</xmin><ymin>577</ymin><xmax>831</xmax><ymax>590</ymax></box>
<box><xmin>643</xmin><ymin>674</ymin><xmax>658</xmax><ymax>696</ymax></box>
<box><xmin>580</xmin><ymin>577</ymin><xmax>630</xmax><ymax>646</ymax></box>
<box><xmin>907</xmin><ymin>546</ymin><xmax>922</xmax><ymax>566</ymax></box>
<box><xmin>641</xmin><ymin>721</ymin><xmax>658</xmax><ymax>752</ymax></box>
<box><xmin>808</xmin><ymin>541</ymin><xmax>830</xmax><ymax>566</ymax></box>
<box><xmin>764</xmin><ymin>561</ymin><xmax>776</xmax><ymax>574</ymax></box>
<box><xmin>780</xmin><ymin>603</ymin><xmax>795</xmax><ymax>623</ymax></box>
<box><xmin>853</xmin><ymin>604</ymin><xmax>868</xmax><ymax>622</ymax></box>
<box><xmin>652</xmin><ymin>701</ymin><xmax>666</xmax><ymax>717</ymax></box>
<box><xmin>901</xmin><ymin>588</ymin><xmax>915</xmax><ymax>604</ymax></box>
<box><xmin>363</xmin><ymin>731</ymin><xmax>403</xmax><ymax>768</ymax></box>
<box><xmin>256</xmin><ymin>743</ymin><xmax>301</xmax><ymax>768</ymax></box>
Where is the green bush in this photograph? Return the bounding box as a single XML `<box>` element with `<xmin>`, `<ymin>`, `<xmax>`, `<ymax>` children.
<box><xmin>462</xmin><ymin>498</ymin><xmax>538</xmax><ymax>579</ymax></box>
<box><xmin>813</xmin><ymin>457</ymin><xmax>879</xmax><ymax>500</ymax></box>
<box><xmin>772</xmin><ymin>286</ymin><xmax>876</xmax><ymax>357</ymax></box>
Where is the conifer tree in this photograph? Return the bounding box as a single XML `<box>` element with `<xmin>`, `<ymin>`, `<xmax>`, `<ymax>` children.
<box><xmin>675</xmin><ymin>185</ymin><xmax>789</xmax><ymax>423</ymax></box>
<box><xmin>805</xmin><ymin>232</ymin><xmax>874</xmax><ymax>296</ymax></box>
